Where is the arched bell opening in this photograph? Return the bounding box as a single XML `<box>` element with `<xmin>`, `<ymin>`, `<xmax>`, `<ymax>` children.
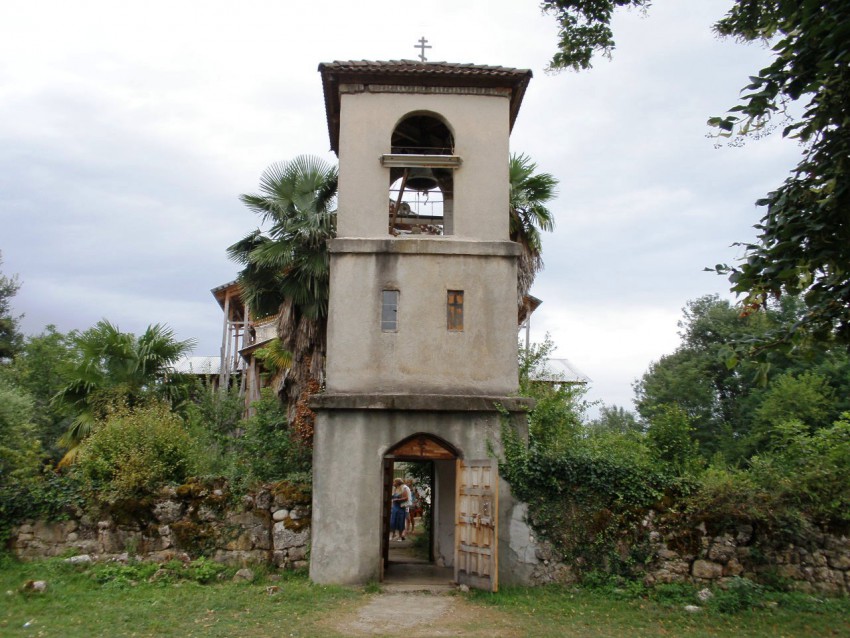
<box><xmin>388</xmin><ymin>176</ymin><xmax>446</xmax><ymax>235</ymax></box>
<box><xmin>386</xmin><ymin>113</ymin><xmax>457</xmax><ymax>236</ymax></box>
<box><xmin>380</xmin><ymin>433</ymin><xmax>461</xmax><ymax>577</ymax></box>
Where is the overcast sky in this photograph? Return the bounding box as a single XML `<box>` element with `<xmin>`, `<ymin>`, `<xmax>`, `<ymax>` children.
<box><xmin>1</xmin><ymin>0</ymin><xmax>802</xmax><ymax>413</ymax></box>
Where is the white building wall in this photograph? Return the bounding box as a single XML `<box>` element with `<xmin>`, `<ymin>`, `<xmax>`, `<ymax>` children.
<box><xmin>336</xmin><ymin>90</ymin><xmax>511</xmax><ymax>240</ymax></box>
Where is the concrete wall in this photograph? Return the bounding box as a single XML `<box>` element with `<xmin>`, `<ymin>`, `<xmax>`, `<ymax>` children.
<box><xmin>309</xmin><ymin>407</ymin><xmax>533</xmax><ymax>586</ymax></box>
<box><xmin>336</xmin><ymin>89</ymin><xmax>511</xmax><ymax>240</ymax></box>
<box><xmin>433</xmin><ymin>459</ymin><xmax>456</xmax><ymax>567</ymax></box>
<box><xmin>325</xmin><ymin>239</ymin><xmax>520</xmax><ymax>395</ymax></box>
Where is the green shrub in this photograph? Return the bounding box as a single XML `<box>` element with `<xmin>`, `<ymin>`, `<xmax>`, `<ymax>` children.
<box><xmin>228</xmin><ymin>389</ymin><xmax>311</xmax><ymax>489</ymax></box>
<box><xmin>183</xmin><ymin>556</ymin><xmax>228</xmax><ymax>583</ymax></box>
<box><xmin>90</xmin><ymin>561</ymin><xmax>161</xmax><ymax>588</ymax></box>
<box><xmin>688</xmin><ymin>417</ymin><xmax>850</xmax><ymax>538</ymax></box>
<box><xmin>183</xmin><ymin>384</ymin><xmax>245</xmax><ymax>479</ymax></box>
<box><xmin>74</xmin><ymin>402</ymin><xmax>192</xmax><ymax>502</ymax></box>
<box><xmin>687</xmin><ymin>465</ymin><xmax>789</xmax><ymax>530</ymax></box>
<box><xmin>753</xmin><ymin>416</ymin><xmax>850</xmax><ymax>527</ymax></box>
<box><xmin>710</xmin><ymin>577</ymin><xmax>765</xmax><ymax>613</ymax></box>
<box><xmin>501</xmin><ymin>416</ymin><xmax>685</xmax><ymax>575</ymax></box>
<box><xmin>0</xmin><ymin>380</ymin><xmax>43</xmax><ymax>482</ymax></box>
<box><xmin>647</xmin><ymin>582</ymin><xmax>700</xmax><ymax>606</ymax></box>
<box><xmin>0</xmin><ymin>472</ymin><xmax>84</xmax><ymax>544</ymax></box>
<box><xmin>645</xmin><ymin>404</ymin><xmax>702</xmax><ymax>474</ymax></box>
<box><xmin>88</xmin><ymin>556</ymin><xmax>229</xmax><ymax>587</ymax></box>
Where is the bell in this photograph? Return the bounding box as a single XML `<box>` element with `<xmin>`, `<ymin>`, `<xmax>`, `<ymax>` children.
<box><xmin>405</xmin><ymin>167</ymin><xmax>439</xmax><ymax>193</ymax></box>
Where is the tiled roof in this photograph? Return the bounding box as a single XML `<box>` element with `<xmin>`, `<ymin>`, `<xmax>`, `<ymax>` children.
<box><xmin>319</xmin><ymin>59</ymin><xmax>531</xmax><ymax>78</ymax></box>
<box><xmin>319</xmin><ymin>60</ymin><xmax>533</xmax><ymax>154</ymax></box>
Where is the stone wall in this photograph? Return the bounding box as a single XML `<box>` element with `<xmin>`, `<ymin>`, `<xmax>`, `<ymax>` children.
<box><xmin>530</xmin><ymin>519</ymin><xmax>850</xmax><ymax>594</ymax></box>
<box><xmin>8</xmin><ymin>480</ymin><xmax>311</xmax><ymax>570</ymax></box>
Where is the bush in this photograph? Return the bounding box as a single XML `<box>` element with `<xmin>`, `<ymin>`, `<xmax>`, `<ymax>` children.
<box><xmin>710</xmin><ymin>577</ymin><xmax>765</xmax><ymax>613</ymax></box>
<box><xmin>183</xmin><ymin>384</ymin><xmax>245</xmax><ymax>478</ymax></box>
<box><xmin>0</xmin><ymin>472</ymin><xmax>84</xmax><ymax>544</ymax></box>
<box><xmin>229</xmin><ymin>389</ymin><xmax>311</xmax><ymax>489</ymax></box>
<box><xmin>645</xmin><ymin>404</ymin><xmax>702</xmax><ymax>474</ymax></box>
<box><xmin>501</xmin><ymin>414</ymin><xmax>685</xmax><ymax>574</ymax></box>
<box><xmin>686</xmin><ymin>465</ymin><xmax>791</xmax><ymax>531</ymax></box>
<box><xmin>0</xmin><ymin>380</ymin><xmax>43</xmax><ymax>482</ymax></box>
<box><xmin>74</xmin><ymin>402</ymin><xmax>192</xmax><ymax>502</ymax></box>
<box><xmin>748</xmin><ymin>417</ymin><xmax>850</xmax><ymax>529</ymax></box>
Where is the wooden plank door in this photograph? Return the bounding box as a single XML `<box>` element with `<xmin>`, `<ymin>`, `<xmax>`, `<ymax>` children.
<box><xmin>454</xmin><ymin>458</ymin><xmax>499</xmax><ymax>592</ymax></box>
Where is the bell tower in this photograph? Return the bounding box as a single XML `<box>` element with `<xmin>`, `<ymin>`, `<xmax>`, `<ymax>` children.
<box><xmin>310</xmin><ymin>60</ymin><xmax>536</xmax><ymax>589</ymax></box>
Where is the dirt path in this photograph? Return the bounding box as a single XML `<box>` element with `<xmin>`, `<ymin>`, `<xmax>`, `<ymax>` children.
<box><xmin>323</xmin><ymin>592</ymin><xmax>521</xmax><ymax>638</ymax></box>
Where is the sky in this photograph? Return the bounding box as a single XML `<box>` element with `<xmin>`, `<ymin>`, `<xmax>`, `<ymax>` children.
<box><xmin>0</xmin><ymin>0</ymin><xmax>802</xmax><ymax>413</ymax></box>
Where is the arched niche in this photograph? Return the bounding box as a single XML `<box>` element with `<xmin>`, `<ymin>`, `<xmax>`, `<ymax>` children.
<box><xmin>384</xmin><ymin>432</ymin><xmax>461</xmax><ymax>460</ymax></box>
<box><xmin>384</xmin><ymin>112</ymin><xmax>460</xmax><ymax>236</ymax></box>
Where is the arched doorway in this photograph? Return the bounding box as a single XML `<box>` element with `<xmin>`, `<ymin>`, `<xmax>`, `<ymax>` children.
<box><xmin>381</xmin><ymin>433</ymin><xmax>459</xmax><ymax>581</ymax></box>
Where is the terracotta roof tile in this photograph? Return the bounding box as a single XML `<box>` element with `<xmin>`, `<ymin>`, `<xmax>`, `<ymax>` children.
<box><xmin>319</xmin><ymin>60</ymin><xmax>532</xmax><ymax>153</ymax></box>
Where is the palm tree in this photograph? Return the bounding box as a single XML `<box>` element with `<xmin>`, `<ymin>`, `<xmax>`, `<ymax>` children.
<box><xmin>55</xmin><ymin>320</ymin><xmax>195</xmax><ymax>465</ymax></box>
<box><xmin>228</xmin><ymin>155</ymin><xmax>338</xmax><ymax>420</ymax></box>
<box><xmin>509</xmin><ymin>153</ymin><xmax>558</xmax><ymax>316</ymax></box>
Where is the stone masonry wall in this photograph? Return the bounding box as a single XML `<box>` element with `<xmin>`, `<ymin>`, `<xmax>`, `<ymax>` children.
<box><xmin>530</xmin><ymin>518</ymin><xmax>850</xmax><ymax>594</ymax></box>
<box><xmin>8</xmin><ymin>480</ymin><xmax>311</xmax><ymax>570</ymax></box>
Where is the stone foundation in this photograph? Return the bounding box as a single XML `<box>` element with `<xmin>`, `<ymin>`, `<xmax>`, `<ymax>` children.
<box><xmin>8</xmin><ymin>481</ymin><xmax>311</xmax><ymax>570</ymax></box>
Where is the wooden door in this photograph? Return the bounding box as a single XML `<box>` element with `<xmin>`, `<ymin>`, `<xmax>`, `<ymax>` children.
<box><xmin>454</xmin><ymin>458</ymin><xmax>499</xmax><ymax>592</ymax></box>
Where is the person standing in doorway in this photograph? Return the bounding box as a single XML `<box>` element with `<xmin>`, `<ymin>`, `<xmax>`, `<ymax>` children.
<box><xmin>390</xmin><ymin>478</ymin><xmax>407</xmax><ymax>541</ymax></box>
<box><xmin>404</xmin><ymin>479</ymin><xmax>416</xmax><ymax>534</ymax></box>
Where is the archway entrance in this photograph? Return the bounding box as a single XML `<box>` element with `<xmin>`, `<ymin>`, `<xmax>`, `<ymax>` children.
<box><xmin>381</xmin><ymin>433</ymin><xmax>458</xmax><ymax>585</ymax></box>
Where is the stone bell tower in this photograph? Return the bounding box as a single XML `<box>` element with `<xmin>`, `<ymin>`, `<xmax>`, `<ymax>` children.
<box><xmin>309</xmin><ymin>60</ymin><xmax>536</xmax><ymax>590</ymax></box>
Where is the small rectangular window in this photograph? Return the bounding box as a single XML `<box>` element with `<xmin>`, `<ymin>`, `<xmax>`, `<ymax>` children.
<box><xmin>381</xmin><ymin>290</ymin><xmax>399</xmax><ymax>331</ymax></box>
<box><xmin>447</xmin><ymin>290</ymin><xmax>464</xmax><ymax>331</ymax></box>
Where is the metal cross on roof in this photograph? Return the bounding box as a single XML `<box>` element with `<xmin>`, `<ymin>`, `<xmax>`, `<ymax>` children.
<box><xmin>414</xmin><ymin>36</ymin><xmax>432</xmax><ymax>62</ymax></box>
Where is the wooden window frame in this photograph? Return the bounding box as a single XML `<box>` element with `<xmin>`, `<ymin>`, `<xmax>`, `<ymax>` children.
<box><xmin>447</xmin><ymin>290</ymin><xmax>464</xmax><ymax>332</ymax></box>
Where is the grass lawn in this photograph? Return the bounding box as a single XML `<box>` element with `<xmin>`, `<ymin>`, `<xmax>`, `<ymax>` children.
<box><xmin>2</xmin><ymin>555</ymin><xmax>849</xmax><ymax>637</ymax></box>
<box><xmin>469</xmin><ymin>584</ymin><xmax>850</xmax><ymax>638</ymax></box>
<box><xmin>0</xmin><ymin>556</ymin><xmax>362</xmax><ymax>637</ymax></box>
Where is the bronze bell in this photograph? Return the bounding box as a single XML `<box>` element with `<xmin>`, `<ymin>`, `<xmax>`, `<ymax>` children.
<box><xmin>405</xmin><ymin>167</ymin><xmax>439</xmax><ymax>193</ymax></box>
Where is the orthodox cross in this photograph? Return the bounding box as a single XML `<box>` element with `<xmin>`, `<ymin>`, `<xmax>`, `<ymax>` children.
<box><xmin>414</xmin><ymin>36</ymin><xmax>431</xmax><ymax>62</ymax></box>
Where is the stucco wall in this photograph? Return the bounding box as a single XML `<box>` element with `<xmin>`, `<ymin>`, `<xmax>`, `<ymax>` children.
<box><xmin>325</xmin><ymin>240</ymin><xmax>520</xmax><ymax>395</ymax></box>
<box><xmin>309</xmin><ymin>406</ymin><xmax>533</xmax><ymax>587</ymax></box>
<box><xmin>336</xmin><ymin>90</ymin><xmax>511</xmax><ymax>240</ymax></box>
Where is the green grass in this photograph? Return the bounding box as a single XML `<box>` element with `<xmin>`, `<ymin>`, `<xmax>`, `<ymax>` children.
<box><xmin>2</xmin><ymin>555</ymin><xmax>849</xmax><ymax>637</ymax></box>
<box><xmin>0</xmin><ymin>555</ymin><xmax>362</xmax><ymax>638</ymax></box>
<box><xmin>467</xmin><ymin>583</ymin><xmax>850</xmax><ymax>638</ymax></box>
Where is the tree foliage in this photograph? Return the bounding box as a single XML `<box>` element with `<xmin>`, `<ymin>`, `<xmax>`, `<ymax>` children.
<box><xmin>54</xmin><ymin>320</ymin><xmax>195</xmax><ymax>464</ymax></box>
<box><xmin>229</xmin><ymin>155</ymin><xmax>338</xmax><ymax>321</ymax></box>
<box><xmin>541</xmin><ymin>0</ymin><xmax>850</xmax><ymax>350</ymax></box>
<box><xmin>0</xmin><ymin>252</ymin><xmax>23</xmax><ymax>360</ymax></box>
<box><xmin>0</xmin><ymin>380</ymin><xmax>42</xmax><ymax>482</ymax></box>
<box><xmin>509</xmin><ymin>153</ymin><xmax>558</xmax><ymax>308</ymax></box>
<box><xmin>518</xmin><ymin>336</ymin><xmax>589</xmax><ymax>452</ymax></box>
<box><xmin>635</xmin><ymin>294</ymin><xmax>850</xmax><ymax>461</ymax></box>
<box><xmin>6</xmin><ymin>326</ymin><xmax>76</xmax><ymax>462</ymax></box>
<box><xmin>229</xmin><ymin>155</ymin><xmax>337</xmax><ymax>429</ymax></box>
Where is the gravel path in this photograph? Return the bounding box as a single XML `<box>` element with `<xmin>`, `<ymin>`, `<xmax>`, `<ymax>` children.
<box><xmin>328</xmin><ymin>592</ymin><xmax>518</xmax><ymax>637</ymax></box>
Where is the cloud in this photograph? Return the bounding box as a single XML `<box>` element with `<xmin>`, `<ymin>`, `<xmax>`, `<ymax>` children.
<box><xmin>0</xmin><ymin>0</ymin><xmax>806</xmax><ymax>415</ymax></box>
